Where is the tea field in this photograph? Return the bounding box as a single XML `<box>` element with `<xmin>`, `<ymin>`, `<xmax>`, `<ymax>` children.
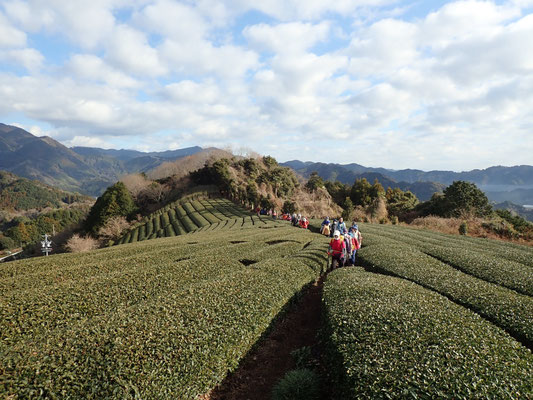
<box><xmin>116</xmin><ymin>195</ymin><xmax>268</xmax><ymax>245</ymax></box>
<box><xmin>1</xmin><ymin>216</ymin><xmax>327</xmax><ymax>399</ymax></box>
<box><xmin>323</xmin><ymin>223</ymin><xmax>533</xmax><ymax>399</ymax></box>
<box><xmin>1</xmin><ymin>211</ymin><xmax>532</xmax><ymax>399</ymax></box>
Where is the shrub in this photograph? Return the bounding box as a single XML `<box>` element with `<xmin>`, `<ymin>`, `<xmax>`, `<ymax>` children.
<box><xmin>271</xmin><ymin>369</ymin><xmax>320</xmax><ymax>400</ymax></box>
<box><xmin>0</xmin><ymin>235</ymin><xmax>15</xmax><ymax>250</ymax></box>
<box><xmin>323</xmin><ymin>268</ymin><xmax>533</xmax><ymax>399</ymax></box>
<box><xmin>65</xmin><ymin>234</ymin><xmax>99</xmax><ymax>253</ymax></box>
<box><xmin>459</xmin><ymin>221</ymin><xmax>468</xmax><ymax>235</ymax></box>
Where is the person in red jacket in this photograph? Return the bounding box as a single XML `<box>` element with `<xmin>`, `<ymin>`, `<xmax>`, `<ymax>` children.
<box><xmin>327</xmin><ymin>230</ymin><xmax>346</xmax><ymax>270</ymax></box>
<box><xmin>299</xmin><ymin>217</ymin><xmax>309</xmax><ymax>229</ymax></box>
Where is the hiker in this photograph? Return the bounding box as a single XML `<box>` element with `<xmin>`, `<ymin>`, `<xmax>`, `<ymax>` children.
<box><xmin>299</xmin><ymin>217</ymin><xmax>309</xmax><ymax>229</ymax></box>
<box><xmin>272</xmin><ymin>209</ymin><xmax>277</xmax><ymax>219</ymax></box>
<box><xmin>348</xmin><ymin>227</ymin><xmax>360</xmax><ymax>265</ymax></box>
<box><xmin>327</xmin><ymin>230</ymin><xmax>346</xmax><ymax>269</ymax></box>
<box><xmin>337</xmin><ymin>217</ymin><xmax>347</xmax><ymax>235</ymax></box>
<box><xmin>330</xmin><ymin>219</ymin><xmax>338</xmax><ymax>238</ymax></box>
<box><xmin>344</xmin><ymin>230</ymin><xmax>353</xmax><ymax>265</ymax></box>
<box><xmin>320</xmin><ymin>216</ymin><xmax>330</xmax><ymax>236</ymax></box>
<box><xmin>355</xmin><ymin>226</ymin><xmax>362</xmax><ymax>247</ymax></box>
<box><xmin>291</xmin><ymin>213</ymin><xmax>298</xmax><ymax>226</ymax></box>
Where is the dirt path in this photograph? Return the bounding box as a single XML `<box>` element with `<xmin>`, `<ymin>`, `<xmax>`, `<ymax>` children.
<box><xmin>203</xmin><ymin>276</ymin><xmax>325</xmax><ymax>400</ymax></box>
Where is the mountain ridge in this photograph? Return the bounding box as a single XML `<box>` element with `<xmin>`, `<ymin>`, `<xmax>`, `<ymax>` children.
<box><xmin>0</xmin><ymin>123</ymin><xmax>203</xmax><ymax>196</ymax></box>
<box><xmin>281</xmin><ymin>160</ymin><xmax>533</xmax><ymax>205</ymax></box>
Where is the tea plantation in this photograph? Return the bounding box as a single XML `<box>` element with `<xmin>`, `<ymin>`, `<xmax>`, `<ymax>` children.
<box><xmin>1</xmin><ymin>216</ymin><xmax>328</xmax><ymax>398</ymax></box>
<box><xmin>1</xmin><ymin>208</ymin><xmax>532</xmax><ymax>399</ymax></box>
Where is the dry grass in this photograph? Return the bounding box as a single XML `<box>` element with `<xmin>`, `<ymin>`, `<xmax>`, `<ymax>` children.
<box><xmin>65</xmin><ymin>234</ymin><xmax>100</xmax><ymax>253</ymax></box>
<box><xmin>292</xmin><ymin>187</ymin><xmax>342</xmax><ymax>218</ymax></box>
<box><xmin>408</xmin><ymin>215</ymin><xmax>533</xmax><ymax>246</ymax></box>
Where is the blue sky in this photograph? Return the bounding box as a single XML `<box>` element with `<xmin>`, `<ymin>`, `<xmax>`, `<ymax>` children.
<box><xmin>1</xmin><ymin>0</ymin><xmax>532</xmax><ymax>171</ymax></box>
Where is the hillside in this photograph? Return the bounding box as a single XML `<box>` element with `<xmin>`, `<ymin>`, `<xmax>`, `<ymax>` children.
<box><xmin>282</xmin><ymin>160</ymin><xmax>533</xmax><ymax>204</ymax></box>
<box><xmin>0</xmin><ymin>123</ymin><xmax>203</xmax><ymax>196</ymax></box>
<box><xmin>1</xmin><ymin>217</ymin><xmax>532</xmax><ymax>398</ymax></box>
<box><xmin>0</xmin><ymin>170</ymin><xmax>91</xmax><ymax>211</ymax></box>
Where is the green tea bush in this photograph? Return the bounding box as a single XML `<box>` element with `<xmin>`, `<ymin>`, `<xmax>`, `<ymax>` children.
<box><xmin>1</xmin><ymin>226</ymin><xmax>325</xmax><ymax>399</ymax></box>
<box><xmin>271</xmin><ymin>369</ymin><xmax>320</xmax><ymax>400</ymax></box>
<box><xmin>323</xmin><ymin>268</ymin><xmax>533</xmax><ymax>399</ymax></box>
<box><xmin>357</xmin><ymin>243</ymin><xmax>533</xmax><ymax>347</ymax></box>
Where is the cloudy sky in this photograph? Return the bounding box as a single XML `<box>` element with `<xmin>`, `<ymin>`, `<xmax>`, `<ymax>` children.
<box><xmin>1</xmin><ymin>0</ymin><xmax>532</xmax><ymax>171</ymax></box>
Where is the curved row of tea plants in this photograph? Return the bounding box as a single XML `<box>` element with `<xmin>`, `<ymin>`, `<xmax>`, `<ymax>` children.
<box><xmin>116</xmin><ymin>196</ymin><xmax>267</xmax><ymax>245</ymax></box>
<box><xmin>362</xmin><ymin>223</ymin><xmax>533</xmax><ymax>268</ymax></box>
<box><xmin>323</xmin><ymin>268</ymin><xmax>533</xmax><ymax>399</ymax></box>
<box><xmin>357</xmin><ymin>236</ymin><xmax>533</xmax><ymax>348</ymax></box>
<box><xmin>360</xmin><ymin>224</ymin><xmax>533</xmax><ymax>296</ymax></box>
<box><xmin>1</xmin><ymin>225</ymin><xmax>328</xmax><ymax>399</ymax></box>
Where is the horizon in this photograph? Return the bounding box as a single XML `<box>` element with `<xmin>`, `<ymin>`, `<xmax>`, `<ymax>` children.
<box><xmin>1</xmin><ymin>1</ymin><xmax>532</xmax><ymax>171</ymax></box>
<box><xmin>3</xmin><ymin>121</ymin><xmax>532</xmax><ymax>174</ymax></box>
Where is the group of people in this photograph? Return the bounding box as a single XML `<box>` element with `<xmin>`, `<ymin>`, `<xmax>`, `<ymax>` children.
<box><xmin>322</xmin><ymin>217</ymin><xmax>363</xmax><ymax>269</ymax></box>
<box><xmin>291</xmin><ymin>213</ymin><xmax>309</xmax><ymax>229</ymax></box>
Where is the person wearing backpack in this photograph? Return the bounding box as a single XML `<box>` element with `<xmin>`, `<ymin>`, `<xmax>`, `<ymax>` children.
<box><xmin>344</xmin><ymin>231</ymin><xmax>353</xmax><ymax>265</ymax></box>
<box><xmin>348</xmin><ymin>227</ymin><xmax>360</xmax><ymax>265</ymax></box>
<box><xmin>327</xmin><ymin>230</ymin><xmax>346</xmax><ymax>270</ymax></box>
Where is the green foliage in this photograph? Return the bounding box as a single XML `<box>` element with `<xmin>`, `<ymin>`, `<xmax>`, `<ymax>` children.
<box><xmin>85</xmin><ymin>181</ymin><xmax>136</xmax><ymax>236</ymax></box>
<box><xmin>191</xmin><ymin>156</ymin><xmax>298</xmax><ymax>203</ymax></box>
<box><xmin>324</xmin><ymin>181</ymin><xmax>350</xmax><ymax>205</ymax></box>
<box><xmin>3</xmin><ymin>208</ymin><xmax>88</xmax><ymax>246</ymax></box>
<box><xmin>350</xmin><ymin>178</ymin><xmax>373</xmax><ymax>207</ymax></box>
<box><xmin>341</xmin><ymin>197</ymin><xmax>354</xmax><ymax>220</ymax></box>
<box><xmin>495</xmin><ymin>209</ymin><xmax>533</xmax><ymax>235</ymax></box>
<box><xmin>0</xmin><ymin>235</ymin><xmax>15</xmax><ymax>250</ymax></box>
<box><xmin>0</xmin><ymin>171</ymin><xmax>90</xmax><ymax>211</ymax></box>
<box><xmin>357</xmin><ymin>231</ymin><xmax>533</xmax><ymax>346</ymax></box>
<box><xmin>116</xmin><ymin>196</ymin><xmax>278</xmax><ymax>244</ymax></box>
<box><xmin>442</xmin><ymin>181</ymin><xmax>492</xmax><ymax>217</ymax></box>
<box><xmin>246</xmin><ymin>180</ymin><xmax>260</xmax><ymax>206</ymax></box>
<box><xmin>459</xmin><ymin>221</ymin><xmax>468</xmax><ymax>235</ymax></box>
<box><xmin>0</xmin><ymin>225</ymin><xmax>326</xmax><ymax>398</ymax></box>
<box><xmin>385</xmin><ymin>187</ymin><xmax>419</xmax><ymax>216</ymax></box>
<box><xmin>282</xmin><ymin>200</ymin><xmax>296</xmax><ymax>215</ymax></box>
<box><xmin>305</xmin><ymin>172</ymin><xmax>324</xmax><ymax>192</ymax></box>
<box><xmin>323</xmin><ymin>268</ymin><xmax>533</xmax><ymax>399</ymax></box>
<box><xmin>272</xmin><ymin>369</ymin><xmax>320</xmax><ymax>400</ymax></box>
<box><xmin>262</xmin><ymin>155</ymin><xmax>278</xmax><ymax>168</ymax></box>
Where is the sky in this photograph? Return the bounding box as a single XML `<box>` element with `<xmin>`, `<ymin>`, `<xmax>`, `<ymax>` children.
<box><xmin>1</xmin><ymin>0</ymin><xmax>532</xmax><ymax>172</ymax></box>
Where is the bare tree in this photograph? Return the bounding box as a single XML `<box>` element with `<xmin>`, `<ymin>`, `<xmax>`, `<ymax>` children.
<box><xmin>65</xmin><ymin>234</ymin><xmax>99</xmax><ymax>253</ymax></box>
<box><xmin>98</xmin><ymin>216</ymin><xmax>130</xmax><ymax>242</ymax></box>
<box><xmin>121</xmin><ymin>174</ymin><xmax>151</xmax><ymax>198</ymax></box>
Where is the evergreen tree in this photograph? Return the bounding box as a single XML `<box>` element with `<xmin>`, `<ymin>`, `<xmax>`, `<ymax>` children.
<box><xmin>442</xmin><ymin>181</ymin><xmax>492</xmax><ymax>218</ymax></box>
<box><xmin>305</xmin><ymin>172</ymin><xmax>325</xmax><ymax>192</ymax></box>
<box><xmin>85</xmin><ymin>182</ymin><xmax>136</xmax><ymax>236</ymax></box>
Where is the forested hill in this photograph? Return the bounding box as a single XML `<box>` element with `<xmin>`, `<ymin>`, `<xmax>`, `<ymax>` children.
<box><xmin>0</xmin><ymin>123</ymin><xmax>203</xmax><ymax>196</ymax></box>
<box><xmin>0</xmin><ymin>170</ymin><xmax>92</xmax><ymax>211</ymax></box>
<box><xmin>282</xmin><ymin>161</ymin><xmax>533</xmax><ymax>204</ymax></box>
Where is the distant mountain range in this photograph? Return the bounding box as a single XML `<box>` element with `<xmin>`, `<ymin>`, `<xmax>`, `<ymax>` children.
<box><xmin>281</xmin><ymin>160</ymin><xmax>533</xmax><ymax>205</ymax></box>
<box><xmin>0</xmin><ymin>123</ymin><xmax>202</xmax><ymax>196</ymax></box>
<box><xmin>2</xmin><ymin>122</ymin><xmax>532</xmax><ymax>209</ymax></box>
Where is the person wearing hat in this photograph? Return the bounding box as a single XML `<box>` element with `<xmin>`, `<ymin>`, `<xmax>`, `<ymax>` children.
<box><xmin>327</xmin><ymin>230</ymin><xmax>346</xmax><ymax>270</ymax></box>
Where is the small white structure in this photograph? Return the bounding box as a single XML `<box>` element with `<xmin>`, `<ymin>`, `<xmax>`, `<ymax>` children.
<box><xmin>41</xmin><ymin>234</ymin><xmax>52</xmax><ymax>256</ymax></box>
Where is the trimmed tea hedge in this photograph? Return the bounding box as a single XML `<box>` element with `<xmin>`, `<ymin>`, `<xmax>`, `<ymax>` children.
<box><xmin>1</xmin><ymin>225</ymin><xmax>327</xmax><ymax>399</ymax></box>
<box><xmin>357</xmin><ymin>243</ymin><xmax>533</xmax><ymax>347</ymax></box>
<box><xmin>323</xmin><ymin>268</ymin><xmax>533</xmax><ymax>399</ymax></box>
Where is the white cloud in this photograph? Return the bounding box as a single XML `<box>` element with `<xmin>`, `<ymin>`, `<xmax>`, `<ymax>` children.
<box><xmin>106</xmin><ymin>25</ymin><xmax>167</xmax><ymax>77</ymax></box>
<box><xmin>347</xmin><ymin>18</ymin><xmax>418</xmax><ymax>76</ymax></box>
<box><xmin>134</xmin><ymin>0</ymin><xmax>207</xmax><ymax>41</ymax></box>
<box><xmin>0</xmin><ymin>11</ymin><xmax>26</xmax><ymax>47</ymax></box>
<box><xmin>0</xmin><ymin>48</ymin><xmax>44</xmax><ymax>71</ymax></box>
<box><xmin>66</xmin><ymin>54</ymin><xmax>140</xmax><ymax>88</ymax></box>
<box><xmin>244</xmin><ymin>21</ymin><xmax>330</xmax><ymax>54</ymax></box>
<box><xmin>1</xmin><ymin>0</ymin><xmax>532</xmax><ymax>171</ymax></box>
